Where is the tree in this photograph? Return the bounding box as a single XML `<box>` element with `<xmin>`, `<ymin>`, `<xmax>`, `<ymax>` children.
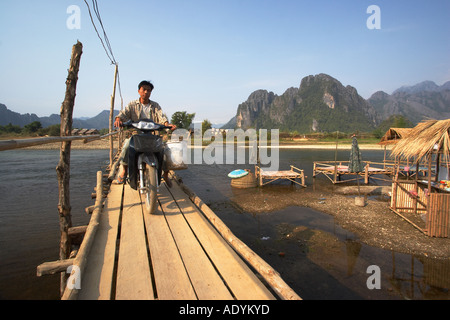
<box><xmin>202</xmin><ymin>119</ymin><xmax>212</xmax><ymax>136</ymax></box>
<box><xmin>47</xmin><ymin>124</ymin><xmax>61</xmax><ymax>136</ymax></box>
<box><xmin>171</xmin><ymin>111</ymin><xmax>196</xmax><ymax>129</ymax></box>
<box><xmin>24</xmin><ymin>121</ymin><xmax>42</xmax><ymax>134</ymax></box>
<box><xmin>3</xmin><ymin>123</ymin><xmax>22</xmax><ymax>134</ymax></box>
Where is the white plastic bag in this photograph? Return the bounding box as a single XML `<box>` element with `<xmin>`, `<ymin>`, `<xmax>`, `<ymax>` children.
<box><xmin>165</xmin><ymin>141</ymin><xmax>188</xmax><ymax>170</ymax></box>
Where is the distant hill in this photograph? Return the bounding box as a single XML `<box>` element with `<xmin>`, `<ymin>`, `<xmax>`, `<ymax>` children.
<box><xmin>226</xmin><ymin>74</ymin><xmax>378</xmax><ymax>133</ymax></box>
<box><xmin>223</xmin><ymin>75</ymin><xmax>450</xmax><ymax>133</ymax></box>
<box><xmin>0</xmin><ymin>103</ymin><xmax>43</xmax><ymax>127</ymax></box>
<box><xmin>72</xmin><ymin>110</ymin><xmax>120</xmax><ymax>129</ymax></box>
<box><xmin>367</xmin><ymin>81</ymin><xmax>450</xmax><ymax>125</ymax></box>
<box><xmin>392</xmin><ymin>80</ymin><xmax>450</xmax><ymax>94</ymax></box>
<box><xmin>0</xmin><ymin>103</ymin><xmax>119</xmax><ymax>130</ymax></box>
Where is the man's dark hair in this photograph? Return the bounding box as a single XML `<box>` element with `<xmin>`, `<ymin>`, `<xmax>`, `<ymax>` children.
<box><xmin>138</xmin><ymin>80</ymin><xmax>154</xmax><ymax>90</ymax></box>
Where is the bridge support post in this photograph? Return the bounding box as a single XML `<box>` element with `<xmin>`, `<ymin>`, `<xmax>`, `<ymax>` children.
<box><xmin>56</xmin><ymin>41</ymin><xmax>83</xmax><ymax>296</ymax></box>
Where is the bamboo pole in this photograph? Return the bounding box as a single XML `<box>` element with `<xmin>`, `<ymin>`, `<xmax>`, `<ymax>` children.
<box><xmin>56</xmin><ymin>41</ymin><xmax>82</xmax><ymax>296</ymax></box>
<box><xmin>0</xmin><ymin>131</ymin><xmax>120</xmax><ymax>152</ymax></box>
<box><xmin>62</xmin><ymin>171</ymin><xmax>104</xmax><ymax>300</ymax></box>
<box><xmin>426</xmin><ymin>153</ymin><xmax>433</xmax><ymax>235</ymax></box>
<box><xmin>109</xmin><ymin>64</ymin><xmax>118</xmax><ymax>167</ymax></box>
<box><xmin>37</xmin><ymin>259</ymin><xmax>75</xmax><ymax>277</ymax></box>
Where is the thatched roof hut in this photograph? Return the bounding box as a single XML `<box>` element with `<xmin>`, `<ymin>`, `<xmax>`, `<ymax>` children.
<box><xmin>391</xmin><ymin>119</ymin><xmax>450</xmax><ymax>162</ymax></box>
<box><xmin>390</xmin><ymin>119</ymin><xmax>450</xmax><ymax>238</ymax></box>
<box><xmin>378</xmin><ymin>128</ymin><xmax>412</xmax><ymax>145</ymax></box>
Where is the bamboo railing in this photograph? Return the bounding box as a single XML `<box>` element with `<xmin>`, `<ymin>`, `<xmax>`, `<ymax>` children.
<box><xmin>0</xmin><ymin>131</ymin><xmax>120</xmax><ymax>152</ymax></box>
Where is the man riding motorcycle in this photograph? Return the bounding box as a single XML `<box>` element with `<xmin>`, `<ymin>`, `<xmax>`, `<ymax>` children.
<box><xmin>114</xmin><ymin>80</ymin><xmax>176</xmax><ymax>187</ymax></box>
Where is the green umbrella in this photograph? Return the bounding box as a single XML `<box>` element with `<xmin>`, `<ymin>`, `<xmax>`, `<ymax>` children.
<box><xmin>348</xmin><ymin>135</ymin><xmax>363</xmax><ymax>195</ymax></box>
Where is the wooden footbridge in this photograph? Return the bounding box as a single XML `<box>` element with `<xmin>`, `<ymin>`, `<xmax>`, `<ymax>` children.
<box><xmin>2</xmin><ymin>42</ymin><xmax>300</xmax><ymax>300</ymax></box>
<box><xmin>25</xmin><ymin>142</ymin><xmax>300</xmax><ymax>300</ymax></box>
<box><xmin>48</xmin><ymin>171</ymin><xmax>300</xmax><ymax>300</ymax></box>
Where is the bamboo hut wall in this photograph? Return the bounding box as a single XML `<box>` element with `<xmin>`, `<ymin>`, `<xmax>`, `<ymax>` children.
<box><xmin>391</xmin><ymin>181</ymin><xmax>427</xmax><ymax>213</ymax></box>
<box><xmin>427</xmin><ymin>193</ymin><xmax>450</xmax><ymax>238</ymax></box>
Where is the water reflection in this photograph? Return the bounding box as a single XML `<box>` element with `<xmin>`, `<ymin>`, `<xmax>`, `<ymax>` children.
<box><xmin>389</xmin><ymin>253</ymin><xmax>450</xmax><ymax>300</ymax></box>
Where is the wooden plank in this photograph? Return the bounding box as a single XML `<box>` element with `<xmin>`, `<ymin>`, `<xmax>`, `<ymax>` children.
<box><xmin>78</xmin><ymin>183</ymin><xmax>123</xmax><ymax>300</ymax></box>
<box><xmin>143</xmin><ymin>194</ymin><xmax>197</xmax><ymax>300</ymax></box>
<box><xmin>167</xmin><ymin>182</ymin><xmax>275</xmax><ymax>300</ymax></box>
<box><xmin>158</xmin><ymin>185</ymin><xmax>233</xmax><ymax>300</ymax></box>
<box><xmin>115</xmin><ymin>185</ymin><xmax>154</xmax><ymax>300</ymax></box>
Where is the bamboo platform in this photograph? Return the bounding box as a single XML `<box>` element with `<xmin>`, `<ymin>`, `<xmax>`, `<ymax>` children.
<box><xmin>58</xmin><ymin>173</ymin><xmax>300</xmax><ymax>300</ymax></box>
<box><xmin>313</xmin><ymin>161</ymin><xmax>393</xmax><ymax>184</ymax></box>
<box><xmin>256</xmin><ymin>165</ymin><xmax>306</xmax><ymax>187</ymax></box>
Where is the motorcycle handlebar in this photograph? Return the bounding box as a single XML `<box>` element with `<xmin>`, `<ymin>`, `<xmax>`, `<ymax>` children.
<box><xmin>121</xmin><ymin>120</ymin><xmax>172</xmax><ymax>131</ymax></box>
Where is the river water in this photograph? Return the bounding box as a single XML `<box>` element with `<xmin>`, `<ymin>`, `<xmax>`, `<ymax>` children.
<box><xmin>0</xmin><ymin>148</ymin><xmax>448</xmax><ymax>299</ymax></box>
<box><xmin>0</xmin><ymin>149</ymin><xmax>110</xmax><ymax>299</ymax></box>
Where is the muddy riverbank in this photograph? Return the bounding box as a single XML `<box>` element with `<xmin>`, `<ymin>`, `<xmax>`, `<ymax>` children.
<box><xmin>226</xmin><ymin>184</ymin><xmax>449</xmax><ymax>260</ymax></box>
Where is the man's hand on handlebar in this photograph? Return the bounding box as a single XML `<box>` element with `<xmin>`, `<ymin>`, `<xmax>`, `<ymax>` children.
<box><xmin>164</xmin><ymin>122</ymin><xmax>177</xmax><ymax>131</ymax></box>
<box><xmin>114</xmin><ymin>117</ymin><xmax>123</xmax><ymax>128</ymax></box>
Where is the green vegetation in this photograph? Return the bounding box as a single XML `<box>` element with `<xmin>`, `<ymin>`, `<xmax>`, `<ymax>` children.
<box><xmin>0</xmin><ymin>121</ymin><xmax>111</xmax><ymax>139</ymax></box>
<box><xmin>277</xmin><ymin>115</ymin><xmax>413</xmax><ymax>144</ymax></box>
<box><xmin>171</xmin><ymin>111</ymin><xmax>195</xmax><ymax>129</ymax></box>
<box><xmin>0</xmin><ymin>121</ymin><xmax>61</xmax><ymax>137</ymax></box>
<box><xmin>201</xmin><ymin>119</ymin><xmax>212</xmax><ymax>136</ymax></box>
<box><xmin>278</xmin><ymin>131</ymin><xmax>380</xmax><ymax>145</ymax></box>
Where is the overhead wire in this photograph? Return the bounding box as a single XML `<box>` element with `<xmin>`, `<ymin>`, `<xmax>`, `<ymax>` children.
<box><xmin>83</xmin><ymin>0</ymin><xmax>123</xmax><ymax>107</ymax></box>
<box><xmin>83</xmin><ymin>0</ymin><xmax>115</xmax><ymax>64</ymax></box>
<box><xmin>91</xmin><ymin>0</ymin><xmax>117</xmax><ymax>64</ymax></box>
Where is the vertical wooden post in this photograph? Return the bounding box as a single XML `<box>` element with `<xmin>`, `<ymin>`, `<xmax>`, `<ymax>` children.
<box><xmin>426</xmin><ymin>153</ymin><xmax>433</xmax><ymax>235</ymax></box>
<box><xmin>392</xmin><ymin>164</ymin><xmax>399</xmax><ymax>210</ymax></box>
<box><xmin>56</xmin><ymin>41</ymin><xmax>83</xmax><ymax>296</ymax></box>
<box><xmin>109</xmin><ymin>63</ymin><xmax>118</xmax><ymax>167</ymax></box>
<box><xmin>364</xmin><ymin>163</ymin><xmax>369</xmax><ymax>184</ymax></box>
<box><xmin>435</xmin><ymin>152</ymin><xmax>441</xmax><ymax>182</ymax></box>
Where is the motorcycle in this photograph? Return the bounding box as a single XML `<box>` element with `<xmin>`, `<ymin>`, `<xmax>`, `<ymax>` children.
<box><xmin>122</xmin><ymin>119</ymin><xmax>171</xmax><ymax>214</ymax></box>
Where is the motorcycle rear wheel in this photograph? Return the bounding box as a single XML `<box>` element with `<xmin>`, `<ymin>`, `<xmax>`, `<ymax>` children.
<box><xmin>143</xmin><ymin>165</ymin><xmax>158</xmax><ymax>214</ymax></box>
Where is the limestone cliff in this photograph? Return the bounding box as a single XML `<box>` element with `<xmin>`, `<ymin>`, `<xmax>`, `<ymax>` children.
<box><xmin>231</xmin><ymin>73</ymin><xmax>377</xmax><ymax>133</ymax></box>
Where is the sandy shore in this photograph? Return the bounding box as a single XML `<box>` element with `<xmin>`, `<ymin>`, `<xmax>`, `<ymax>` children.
<box><xmin>267</xmin><ymin>144</ymin><xmax>388</xmax><ymax>150</ymax></box>
<box><xmin>14</xmin><ymin>137</ymin><xmax>388</xmax><ymax>151</ymax></box>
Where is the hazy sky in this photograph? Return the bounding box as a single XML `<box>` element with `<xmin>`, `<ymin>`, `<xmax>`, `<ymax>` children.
<box><xmin>1</xmin><ymin>0</ymin><xmax>449</xmax><ymax>124</ymax></box>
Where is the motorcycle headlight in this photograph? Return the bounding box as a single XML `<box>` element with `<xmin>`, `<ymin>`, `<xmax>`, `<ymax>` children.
<box><xmin>133</xmin><ymin>121</ymin><xmax>157</xmax><ymax>130</ymax></box>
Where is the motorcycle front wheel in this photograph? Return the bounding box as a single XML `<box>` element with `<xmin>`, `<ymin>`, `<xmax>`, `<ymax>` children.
<box><xmin>143</xmin><ymin>164</ymin><xmax>158</xmax><ymax>214</ymax></box>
